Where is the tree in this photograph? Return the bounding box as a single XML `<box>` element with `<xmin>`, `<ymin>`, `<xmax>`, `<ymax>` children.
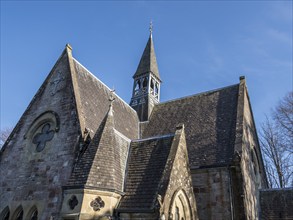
<box><xmin>260</xmin><ymin>92</ymin><xmax>293</xmax><ymax>188</ymax></box>
<box><xmin>0</xmin><ymin>127</ymin><xmax>12</xmax><ymax>149</ymax></box>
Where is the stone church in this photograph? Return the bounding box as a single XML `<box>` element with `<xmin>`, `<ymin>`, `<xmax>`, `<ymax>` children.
<box><xmin>1</xmin><ymin>30</ymin><xmax>275</xmax><ymax>220</ymax></box>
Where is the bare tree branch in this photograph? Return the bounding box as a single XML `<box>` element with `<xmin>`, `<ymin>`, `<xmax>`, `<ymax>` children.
<box><xmin>0</xmin><ymin>127</ymin><xmax>13</xmax><ymax>149</ymax></box>
<box><xmin>260</xmin><ymin>92</ymin><xmax>293</xmax><ymax>188</ymax></box>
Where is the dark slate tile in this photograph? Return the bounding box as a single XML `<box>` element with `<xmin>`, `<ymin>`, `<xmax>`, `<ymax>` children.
<box><xmin>142</xmin><ymin>84</ymin><xmax>239</xmax><ymax>168</ymax></box>
<box><xmin>118</xmin><ymin>135</ymin><xmax>174</xmax><ymax>210</ymax></box>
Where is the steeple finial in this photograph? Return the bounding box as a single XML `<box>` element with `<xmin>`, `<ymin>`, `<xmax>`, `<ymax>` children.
<box><xmin>149</xmin><ymin>20</ymin><xmax>153</xmax><ymax>36</ymax></box>
<box><xmin>133</xmin><ymin>21</ymin><xmax>160</xmax><ymax>80</ymax></box>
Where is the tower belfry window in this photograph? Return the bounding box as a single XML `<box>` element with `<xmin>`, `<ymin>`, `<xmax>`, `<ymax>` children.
<box><xmin>130</xmin><ymin>27</ymin><xmax>161</xmax><ymax>121</ymax></box>
<box><xmin>155</xmin><ymin>83</ymin><xmax>159</xmax><ymax>98</ymax></box>
<box><xmin>142</xmin><ymin>77</ymin><xmax>148</xmax><ymax>88</ymax></box>
<box><xmin>134</xmin><ymin>79</ymin><xmax>141</xmax><ymax>95</ymax></box>
<box><xmin>136</xmin><ymin>80</ymin><xmax>141</xmax><ymax>89</ymax></box>
<box><xmin>150</xmin><ymin>79</ymin><xmax>155</xmax><ymax>94</ymax></box>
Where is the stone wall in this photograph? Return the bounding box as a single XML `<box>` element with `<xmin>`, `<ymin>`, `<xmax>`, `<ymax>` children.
<box><xmin>0</xmin><ymin>50</ymin><xmax>81</xmax><ymax>219</ymax></box>
<box><xmin>239</xmin><ymin>87</ymin><xmax>267</xmax><ymax>220</ymax></box>
<box><xmin>191</xmin><ymin>167</ymin><xmax>232</xmax><ymax>220</ymax></box>
<box><xmin>119</xmin><ymin>212</ymin><xmax>158</xmax><ymax>220</ymax></box>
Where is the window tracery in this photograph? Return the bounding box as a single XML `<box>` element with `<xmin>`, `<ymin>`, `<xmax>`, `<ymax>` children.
<box><xmin>0</xmin><ymin>206</ymin><xmax>10</xmax><ymax>220</ymax></box>
<box><xmin>90</xmin><ymin>196</ymin><xmax>105</xmax><ymax>212</ymax></box>
<box><xmin>24</xmin><ymin>111</ymin><xmax>60</xmax><ymax>153</ymax></box>
<box><xmin>26</xmin><ymin>206</ymin><xmax>38</xmax><ymax>220</ymax></box>
<box><xmin>33</xmin><ymin>123</ymin><xmax>55</xmax><ymax>152</ymax></box>
<box><xmin>12</xmin><ymin>206</ymin><xmax>24</xmax><ymax>220</ymax></box>
<box><xmin>30</xmin><ymin>209</ymin><xmax>38</xmax><ymax>220</ymax></box>
<box><xmin>169</xmin><ymin>189</ymin><xmax>192</xmax><ymax>220</ymax></box>
<box><xmin>68</xmin><ymin>195</ymin><xmax>78</xmax><ymax>210</ymax></box>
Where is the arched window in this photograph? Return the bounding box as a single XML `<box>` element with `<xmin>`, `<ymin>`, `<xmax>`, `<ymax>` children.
<box><xmin>26</xmin><ymin>206</ymin><xmax>38</xmax><ymax>220</ymax></box>
<box><xmin>155</xmin><ymin>83</ymin><xmax>159</xmax><ymax>98</ymax></box>
<box><xmin>134</xmin><ymin>80</ymin><xmax>141</xmax><ymax>96</ymax></box>
<box><xmin>12</xmin><ymin>206</ymin><xmax>24</xmax><ymax>220</ymax></box>
<box><xmin>0</xmin><ymin>206</ymin><xmax>10</xmax><ymax>220</ymax></box>
<box><xmin>150</xmin><ymin>79</ymin><xmax>155</xmax><ymax>94</ymax></box>
<box><xmin>135</xmin><ymin>79</ymin><xmax>141</xmax><ymax>90</ymax></box>
<box><xmin>251</xmin><ymin>148</ymin><xmax>261</xmax><ymax>188</ymax></box>
<box><xmin>169</xmin><ymin>189</ymin><xmax>192</xmax><ymax>220</ymax></box>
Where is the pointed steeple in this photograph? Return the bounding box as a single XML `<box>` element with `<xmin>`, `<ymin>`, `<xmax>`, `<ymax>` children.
<box><xmin>130</xmin><ymin>24</ymin><xmax>162</xmax><ymax>122</ymax></box>
<box><xmin>133</xmin><ymin>24</ymin><xmax>161</xmax><ymax>81</ymax></box>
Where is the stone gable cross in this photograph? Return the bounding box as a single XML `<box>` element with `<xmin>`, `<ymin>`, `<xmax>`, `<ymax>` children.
<box><xmin>50</xmin><ymin>71</ymin><xmax>65</xmax><ymax>96</ymax></box>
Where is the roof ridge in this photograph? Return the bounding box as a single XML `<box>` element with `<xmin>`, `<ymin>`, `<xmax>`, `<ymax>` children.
<box><xmin>83</xmin><ymin>106</ymin><xmax>124</xmax><ymax>191</ymax></box>
<box><xmin>131</xmin><ymin>133</ymin><xmax>174</xmax><ymax>143</ymax></box>
<box><xmin>158</xmin><ymin>83</ymin><xmax>239</xmax><ymax>106</ymax></box>
<box><xmin>156</xmin><ymin>127</ymin><xmax>185</xmax><ymax>202</ymax></box>
<box><xmin>72</xmin><ymin>57</ymin><xmax>137</xmax><ymax>114</ymax></box>
<box><xmin>67</xmin><ymin>46</ymin><xmax>86</xmax><ymax>136</ymax></box>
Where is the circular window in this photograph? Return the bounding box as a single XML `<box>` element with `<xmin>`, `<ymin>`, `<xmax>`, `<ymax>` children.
<box><xmin>24</xmin><ymin>111</ymin><xmax>60</xmax><ymax>153</ymax></box>
<box><xmin>32</xmin><ymin>123</ymin><xmax>55</xmax><ymax>152</ymax></box>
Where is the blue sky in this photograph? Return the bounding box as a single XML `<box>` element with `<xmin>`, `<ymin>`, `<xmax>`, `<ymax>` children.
<box><xmin>1</xmin><ymin>1</ymin><xmax>292</xmax><ymax>131</ymax></box>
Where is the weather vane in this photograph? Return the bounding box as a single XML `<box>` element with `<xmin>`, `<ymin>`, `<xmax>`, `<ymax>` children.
<box><xmin>149</xmin><ymin>20</ymin><xmax>153</xmax><ymax>34</ymax></box>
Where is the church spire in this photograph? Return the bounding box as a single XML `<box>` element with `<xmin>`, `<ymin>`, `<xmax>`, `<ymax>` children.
<box><xmin>130</xmin><ymin>25</ymin><xmax>162</xmax><ymax>122</ymax></box>
<box><xmin>133</xmin><ymin>23</ymin><xmax>161</xmax><ymax>81</ymax></box>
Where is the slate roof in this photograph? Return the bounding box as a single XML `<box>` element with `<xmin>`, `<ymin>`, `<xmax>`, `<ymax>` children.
<box><xmin>72</xmin><ymin>58</ymin><xmax>139</xmax><ymax>140</ymax></box>
<box><xmin>118</xmin><ymin>134</ymin><xmax>175</xmax><ymax>211</ymax></box>
<box><xmin>133</xmin><ymin>34</ymin><xmax>161</xmax><ymax>81</ymax></box>
<box><xmin>260</xmin><ymin>188</ymin><xmax>293</xmax><ymax>220</ymax></box>
<box><xmin>67</xmin><ymin>105</ymin><xmax>130</xmax><ymax>192</ymax></box>
<box><xmin>142</xmin><ymin>84</ymin><xmax>240</xmax><ymax>168</ymax></box>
